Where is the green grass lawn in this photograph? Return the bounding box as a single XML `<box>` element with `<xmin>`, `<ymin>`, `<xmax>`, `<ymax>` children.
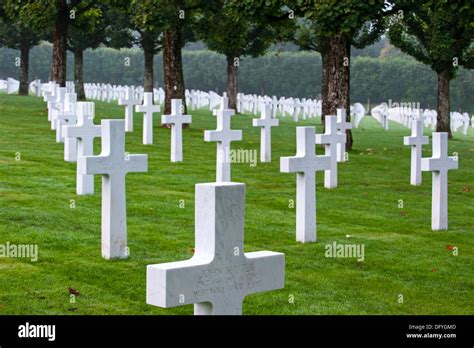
<box><xmin>0</xmin><ymin>93</ymin><xmax>473</xmax><ymax>315</ymax></box>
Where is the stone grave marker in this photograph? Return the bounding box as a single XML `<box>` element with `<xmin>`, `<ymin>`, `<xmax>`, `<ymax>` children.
<box><xmin>280</xmin><ymin>127</ymin><xmax>331</xmax><ymax>242</ymax></box>
<box><xmin>78</xmin><ymin>120</ymin><xmax>148</xmax><ymax>259</ymax></box>
<box><xmin>161</xmin><ymin>99</ymin><xmax>192</xmax><ymax>162</ymax></box>
<box><xmin>147</xmin><ymin>182</ymin><xmax>285</xmax><ymax>315</ymax></box>
<box><xmin>135</xmin><ymin>92</ymin><xmax>161</xmax><ymax>145</ymax></box>
<box><xmin>421</xmin><ymin>132</ymin><xmax>458</xmax><ymax>231</ymax></box>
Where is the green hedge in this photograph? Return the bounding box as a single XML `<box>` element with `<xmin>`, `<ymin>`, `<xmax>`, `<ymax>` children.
<box><xmin>1</xmin><ymin>44</ymin><xmax>472</xmax><ymax>112</ymax></box>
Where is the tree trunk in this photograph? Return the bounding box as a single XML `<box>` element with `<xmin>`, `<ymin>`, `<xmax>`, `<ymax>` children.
<box><xmin>74</xmin><ymin>49</ymin><xmax>86</xmax><ymax>100</ymax></box>
<box><xmin>322</xmin><ymin>35</ymin><xmax>353</xmax><ymax>150</ymax></box>
<box><xmin>51</xmin><ymin>1</ymin><xmax>69</xmax><ymax>87</ymax></box>
<box><xmin>19</xmin><ymin>41</ymin><xmax>30</xmax><ymax>96</ymax></box>
<box><xmin>163</xmin><ymin>26</ymin><xmax>186</xmax><ymax>115</ymax></box>
<box><xmin>226</xmin><ymin>54</ymin><xmax>238</xmax><ymax>109</ymax></box>
<box><xmin>321</xmin><ymin>49</ymin><xmax>330</xmax><ymax>123</ymax></box>
<box><xmin>436</xmin><ymin>69</ymin><xmax>452</xmax><ymax>138</ymax></box>
<box><xmin>143</xmin><ymin>45</ymin><xmax>154</xmax><ymax>93</ymax></box>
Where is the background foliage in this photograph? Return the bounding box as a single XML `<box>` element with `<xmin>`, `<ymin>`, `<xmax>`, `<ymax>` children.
<box><xmin>0</xmin><ymin>44</ymin><xmax>472</xmax><ymax>111</ymax></box>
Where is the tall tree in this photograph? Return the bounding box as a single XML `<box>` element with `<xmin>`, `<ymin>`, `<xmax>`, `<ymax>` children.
<box><xmin>129</xmin><ymin>0</ymin><xmax>165</xmax><ymax>92</ymax></box>
<box><xmin>388</xmin><ymin>0</ymin><xmax>474</xmax><ymax>138</ymax></box>
<box><xmin>235</xmin><ymin>0</ymin><xmax>403</xmax><ymax>149</ymax></box>
<box><xmin>15</xmin><ymin>0</ymin><xmax>96</xmax><ymax>86</ymax></box>
<box><xmin>0</xmin><ymin>1</ymin><xmax>45</xmax><ymax>95</ymax></box>
<box><xmin>156</xmin><ymin>0</ymin><xmax>201</xmax><ymax>114</ymax></box>
<box><xmin>197</xmin><ymin>0</ymin><xmax>291</xmax><ymax>109</ymax></box>
<box><xmin>67</xmin><ymin>6</ymin><xmax>105</xmax><ymax>100</ymax></box>
<box><xmin>67</xmin><ymin>2</ymin><xmax>131</xmax><ymax>99</ymax></box>
<box><xmin>293</xmin><ymin>1</ymin><xmax>402</xmax><ymax>149</ymax></box>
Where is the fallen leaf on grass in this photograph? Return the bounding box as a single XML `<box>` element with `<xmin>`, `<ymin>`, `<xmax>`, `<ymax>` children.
<box><xmin>68</xmin><ymin>288</ymin><xmax>80</xmax><ymax>296</ymax></box>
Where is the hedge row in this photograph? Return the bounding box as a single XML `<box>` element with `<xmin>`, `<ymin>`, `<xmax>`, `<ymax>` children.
<box><xmin>1</xmin><ymin>44</ymin><xmax>472</xmax><ymax>112</ymax></box>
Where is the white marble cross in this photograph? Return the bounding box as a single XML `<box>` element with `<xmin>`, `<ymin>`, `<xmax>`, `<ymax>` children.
<box><xmin>56</xmin><ymin>93</ymin><xmax>78</xmax><ymax>162</ymax></box>
<box><xmin>336</xmin><ymin>108</ymin><xmax>352</xmax><ymax>163</ymax></box>
<box><xmin>62</xmin><ymin>102</ymin><xmax>102</xmax><ymax>195</ymax></box>
<box><xmin>118</xmin><ymin>86</ymin><xmax>141</xmax><ymax>132</ymax></box>
<box><xmin>421</xmin><ymin>132</ymin><xmax>458</xmax><ymax>231</ymax></box>
<box><xmin>404</xmin><ymin>119</ymin><xmax>429</xmax><ymax>186</ymax></box>
<box><xmin>135</xmin><ymin>92</ymin><xmax>160</xmax><ymax>145</ymax></box>
<box><xmin>50</xmin><ymin>87</ymin><xmax>66</xmax><ymax>130</ymax></box>
<box><xmin>78</xmin><ymin>120</ymin><xmax>148</xmax><ymax>259</ymax></box>
<box><xmin>205</xmin><ymin>107</ymin><xmax>242</xmax><ymax>182</ymax></box>
<box><xmin>252</xmin><ymin>104</ymin><xmax>279</xmax><ymax>162</ymax></box>
<box><xmin>212</xmin><ymin>93</ymin><xmax>230</xmax><ymax>116</ymax></box>
<box><xmin>161</xmin><ymin>99</ymin><xmax>192</xmax><ymax>162</ymax></box>
<box><xmin>147</xmin><ymin>182</ymin><xmax>285</xmax><ymax>315</ymax></box>
<box><xmin>280</xmin><ymin>127</ymin><xmax>331</xmax><ymax>242</ymax></box>
<box><xmin>316</xmin><ymin>116</ymin><xmax>345</xmax><ymax>189</ymax></box>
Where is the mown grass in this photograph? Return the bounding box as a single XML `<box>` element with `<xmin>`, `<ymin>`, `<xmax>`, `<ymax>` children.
<box><xmin>0</xmin><ymin>93</ymin><xmax>473</xmax><ymax>315</ymax></box>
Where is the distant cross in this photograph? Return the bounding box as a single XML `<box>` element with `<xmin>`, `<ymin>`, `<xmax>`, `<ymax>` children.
<box><xmin>62</xmin><ymin>102</ymin><xmax>102</xmax><ymax>195</ymax></box>
<box><xmin>50</xmin><ymin>87</ymin><xmax>66</xmax><ymax>131</ymax></box>
<box><xmin>421</xmin><ymin>132</ymin><xmax>458</xmax><ymax>231</ymax></box>
<box><xmin>292</xmin><ymin>98</ymin><xmax>299</xmax><ymax>122</ymax></box>
<box><xmin>161</xmin><ymin>99</ymin><xmax>192</xmax><ymax>162</ymax></box>
<box><xmin>205</xmin><ymin>106</ymin><xmax>242</xmax><ymax>182</ymax></box>
<box><xmin>147</xmin><ymin>182</ymin><xmax>285</xmax><ymax>315</ymax></box>
<box><xmin>252</xmin><ymin>104</ymin><xmax>279</xmax><ymax>162</ymax></box>
<box><xmin>43</xmin><ymin>82</ymin><xmax>58</xmax><ymax>114</ymax></box>
<box><xmin>335</xmin><ymin>108</ymin><xmax>352</xmax><ymax>163</ymax></box>
<box><xmin>280</xmin><ymin>127</ymin><xmax>330</xmax><ymax>242</ymax></box>
<box><xmin>135</xmin><ymin>92</ymin><xmax>161</xmax><ymax>145</ymax></box>
<box><xmin>118</xmin><ymin>86</ymin><xmax>141</xmax><ymax>132</ymax></box>
<box><xmin>404</xmin><ymin>119</ymin><xmax>429</xmax><ymax>186</ymax></box>
<box><xmin>316</xmin><ymin>116</ymin><xmax>345</xmax><ymax>189</ymax></box>
<box><xmin>78</xmin><ymin>120</ymin><xmax>148</xmax><ymax>259</ymax></box>
<box><xmin>56</xmin><ymin>92</ymin><xmax>78</xmax><ymax>162</ymax></box>
<box><xmin>212</xmin><ymin>93</ymin><xmax>230</xmax><ymax>116</ymax></box>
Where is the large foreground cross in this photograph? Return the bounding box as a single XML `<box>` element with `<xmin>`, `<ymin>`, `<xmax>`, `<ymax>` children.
<box><xmin>147</xmin><ymin>183</ymin><xmax>285</xmax><ymax>315</ymax></box>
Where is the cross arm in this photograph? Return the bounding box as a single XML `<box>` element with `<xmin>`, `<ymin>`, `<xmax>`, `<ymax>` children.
<box><xmin>242</xmin><ymin>251</ymin><xmax>285</xmax><ymax>296</ymax></box>
<box><xmin>125</xmin><ymin>154</ymin><xmax>148</xmax><ymax>174</ymax></box>
<box><xmin>421</xmin><ymin>157</ymin><xmax>459</xmax><ymax>172</ymax></box>
<box><xmin>147</xmin><ymin>259</ymin><xmax>210</xmax><ymax>308</ymax></box>
<box><xmin>77</xmin><ymin>155</ymin><xmax>111</xmax><ymax>176</ymax></box>
<box><xmin>280</xmin><ymin>156</ymin><xmax>304</xmax><ymax>173</ymax></box>
<box><xmin>403</xmin><ymin>135</ymin><xmax>429</xmax><ymax>146</ymax></box>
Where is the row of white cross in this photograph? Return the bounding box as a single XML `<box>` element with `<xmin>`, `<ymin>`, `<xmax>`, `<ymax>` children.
<box><xmin>35</xmin><ymin>80</ymin><xmax>461</xmax><ymax>315</ymax></box>
<box><xmin>82</xmin><ymin>82</ymin><xmax>372</xmax><ymax>129</ymax></box>
<box><xmin>40</xmin><ymin>82</ymin><xmax>286</xmax><ymax>315</ymax></box>
<box><xmin>371</xmin><ymin>102</ymin><xmax>474</xmax><ymax>135</ymax></box>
